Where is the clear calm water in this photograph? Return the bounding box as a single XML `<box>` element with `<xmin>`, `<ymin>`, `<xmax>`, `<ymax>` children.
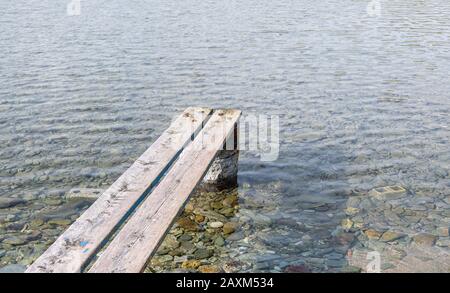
<box><xmin>1</xmin><ymin>0</ymin><xmax>449</xmax><ymax>272</ymax></box>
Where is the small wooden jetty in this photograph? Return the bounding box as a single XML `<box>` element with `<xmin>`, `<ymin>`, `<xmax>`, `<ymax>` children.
<box><xmin>26</xmin><ymin>107</ymin><xmax>241</xmax><ymax>273</ymax></box>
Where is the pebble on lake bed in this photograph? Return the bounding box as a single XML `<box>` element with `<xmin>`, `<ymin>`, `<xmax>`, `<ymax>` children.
<box><xmin>65</xmin><ymin>188</ymin><xmax>104</xmax><ymax>200</ymax></box>
<box><xmin>413</xmin><ymin>233</ymin><xmax>437</xmax><ymax>247</ymax></box>
<box><xmin>198</xmin><ymin>265</ymin><xmax>221</xmax><ymax>273</ymax></box>
<box><xmin>0</xmin><ymin>264</ymin><xmax>27</xmax><ymax>273</ymax></box>
<box><xmin>176</xmin><ymin>217</ymin><xmax>199</xmax><ymax>232</ymax></box>
<box><xmin>208</xmin><ymin>221</ymin><xmax>224</xmax><ymax>228</ymax></box>
<box><xmin>181</xmin><ymin>260</ymin><xmax>201</xmax><ymax>269</ymax></box>
<box><xmin>0</xmin><ymin>198</ymin><xmax>26</xmax><ymax>209</ymax></box>
<box><xmin>341</xmin><ymin>219</ymin><xmax>353</xmax><ymax>231</ymax></box>
<box><xmin>380</xmin><ymin>231</ymin><xmax>405</xmax><ymax>242</ymax></box>
<box><xmin>436</xmin><ymin>227</ymin><xmax>449</xmax><ymax>237</ymax></box>
<box><xmin>223</xmin><ymin>222</ymin><xmax>238</xmax><ymax>234</ymax></box>
<box><xmin>364</xmin><ymin>229</ymin><xmax>382</xmax><ymax>240</ymax></box>
<box><xmin>194</xmin><ymin>249</ymin><xmax>214</xmax><ymax>260</ymax></box>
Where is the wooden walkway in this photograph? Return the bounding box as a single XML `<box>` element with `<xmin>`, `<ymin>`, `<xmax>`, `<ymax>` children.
<box><xmin>26</xmin><ymin>107</ymin><xmax>241</xmax><ymax>273</ymax></box>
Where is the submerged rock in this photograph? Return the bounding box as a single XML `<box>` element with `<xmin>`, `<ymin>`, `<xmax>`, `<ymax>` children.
<box><xmin>380</xmin><ymin>231</ymin><xmax>406</xmax><ymax>242</ymax></box>
<box><xmin>160</xmin><ymin>234</ymin><xmax>180</xmax><ymax>251</ymax></box>
<box><xmin>226</xmin><ymin>231</ymin><xmax>245</xmax><ymax>241</ymax></box>
<box><xmin>436</xmin><ymin>239</ymin><xmax>450</xmax><ymax>247</ymax></box>
<box><xmin>47</xmin><ymin>219</ymin><xmax>72</xmax><ymax>226</ymax></box>
<box><xmin>208</xmin><ymin>221</ymin><xmax>224</xmax><ymax>228</ymax></box>
<box><xmin>177</xmin><ymin>217</ymin><xmax>199</xmax><ymax>232</ymax></box>
<box><xmin>341</xmin><ymin>219</ymin><xmax>353</xmax><ymax>231</ymax></box>
<box><xmin>222</xmin><ymin>261</ymin><xmax>243</xmax><ymax>273</ymax></box>
<box><xmin>181</xmin><ymin>260</ymin><xmax>201</xmax><ymax>270</ymax></box>
<box><xmin>0</xmin><ymin>264</ymin><xmax>26</xmax><ymax>273</ymax></box>
<box><xmin>364</xmin><ymin>229</ymin><xmax>382</xmax><ymax>240</ymax></box>
<box><xmin>284</xmin><ymin>264</ymin><xmax>311</xmax><ymax>273</ymax></box>
<box><xmin>194</xmin><ymin>214</ymin><xmax>205</xmax><ymax>223</ymax></box>
<box><xmin>198</xmin><ymin>265</ymin><xmax>221</xmax><ymax>273</ymax></box>
<box><xmin>340</xmin><ymin>265</ymin><xmax>361</xmax><ymax>273</ymax></box>
<box><xmin>436</xmin><ymin>227</ymin><xmax>449</xmax><ymax>237</ymax></box>
<box><xmin>3</xmin><ymin>236</ymin><xmax>27</xmax><ymax>246</ymax></box>
<box><xmin>214</xmin><ymin>236</ymin><xmax>225</xmax><ymax>247</ymax></box>
<box><xmin>223</xmin><ymin>222</ymin><xmax>238</xmax><ymax>234</ymax></box>
<box><xmin>34</xmin><ymin>199</ymin><xmax>92</xmax><ymax>222</ymax></box>
<box><xmin>334</xmin><ymin>231</ymin><xmax>355</xmax><ymax>246</ymax></box>
<box><xmin>194</xmin><ymin>248</ymin><xmax>214</xmax><ymax>260</ymax></box>
<box><xmin>65</xmin><ymin>188</ymin><xmax>103</xmax><ymax>200</ymax></box>
<box><xmin>0</xmin><ymin>198</ymin><xmax>26</xmax><ymax>209</ymax></box>
<box><xmin>413</xmin><ymin>233</ymin><xmax>436</xmax><ymax>247</ymax></box>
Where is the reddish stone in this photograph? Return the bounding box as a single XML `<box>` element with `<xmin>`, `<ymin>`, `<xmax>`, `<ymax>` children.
<box><xmin>284</xmin><ymin>265</ymin><xmax>311</xmax><ymax>273</ymax></box>
<box><xmin>336</xmin><ymin>232</ymin><xmax>355</xmax><ymax>245</ymax></box>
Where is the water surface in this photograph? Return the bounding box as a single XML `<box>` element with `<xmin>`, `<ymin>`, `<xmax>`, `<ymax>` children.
<box><xmin>1</xmin><ymin>0</ymin><xmax>449</xmax><ymax>272</ymax></box>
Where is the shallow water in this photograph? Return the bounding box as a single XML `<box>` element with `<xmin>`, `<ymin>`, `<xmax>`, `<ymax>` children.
<box><xmin>1</xmin><ymin>0</ymin><xmax>449</xmax><ymax>272</ymax></box>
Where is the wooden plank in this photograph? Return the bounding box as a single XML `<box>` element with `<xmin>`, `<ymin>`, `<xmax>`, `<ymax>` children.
<box><xmin>89</xmin><ymin>109</ymin><xmax>241</xmax><ymax>273</ymax></box>
<box><xmin>26</xmin><ymin>107</ymin><xmax>212</xmax><ymax>273</ymax></box>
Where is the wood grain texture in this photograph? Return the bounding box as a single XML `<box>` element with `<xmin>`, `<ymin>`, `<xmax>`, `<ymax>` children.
<box><xmin>26</xmin><ymin>107</ymin><xmax>212</xmax><ymax>273</ymax></box>
<box><xmin>89</xmin><ymin>109</ymin><xmax>241</xmax><ymax>273</ymax></box>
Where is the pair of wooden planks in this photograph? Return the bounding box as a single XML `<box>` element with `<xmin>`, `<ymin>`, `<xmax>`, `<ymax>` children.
<box><xmin>26</xmin><ymin>107</ymin><xmax>241</xmax><ymax>273</ymax></box>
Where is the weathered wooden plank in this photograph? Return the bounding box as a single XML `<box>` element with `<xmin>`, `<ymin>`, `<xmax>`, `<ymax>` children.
<box><xmin>26</xmin><ymin>107</ymin><xmax>212</xmax><ymax>273</ymax></box>
<box><xmin>89</xmin><ymin>109</ymin><xmax>241</xmax><ymax>273</ymax></box>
